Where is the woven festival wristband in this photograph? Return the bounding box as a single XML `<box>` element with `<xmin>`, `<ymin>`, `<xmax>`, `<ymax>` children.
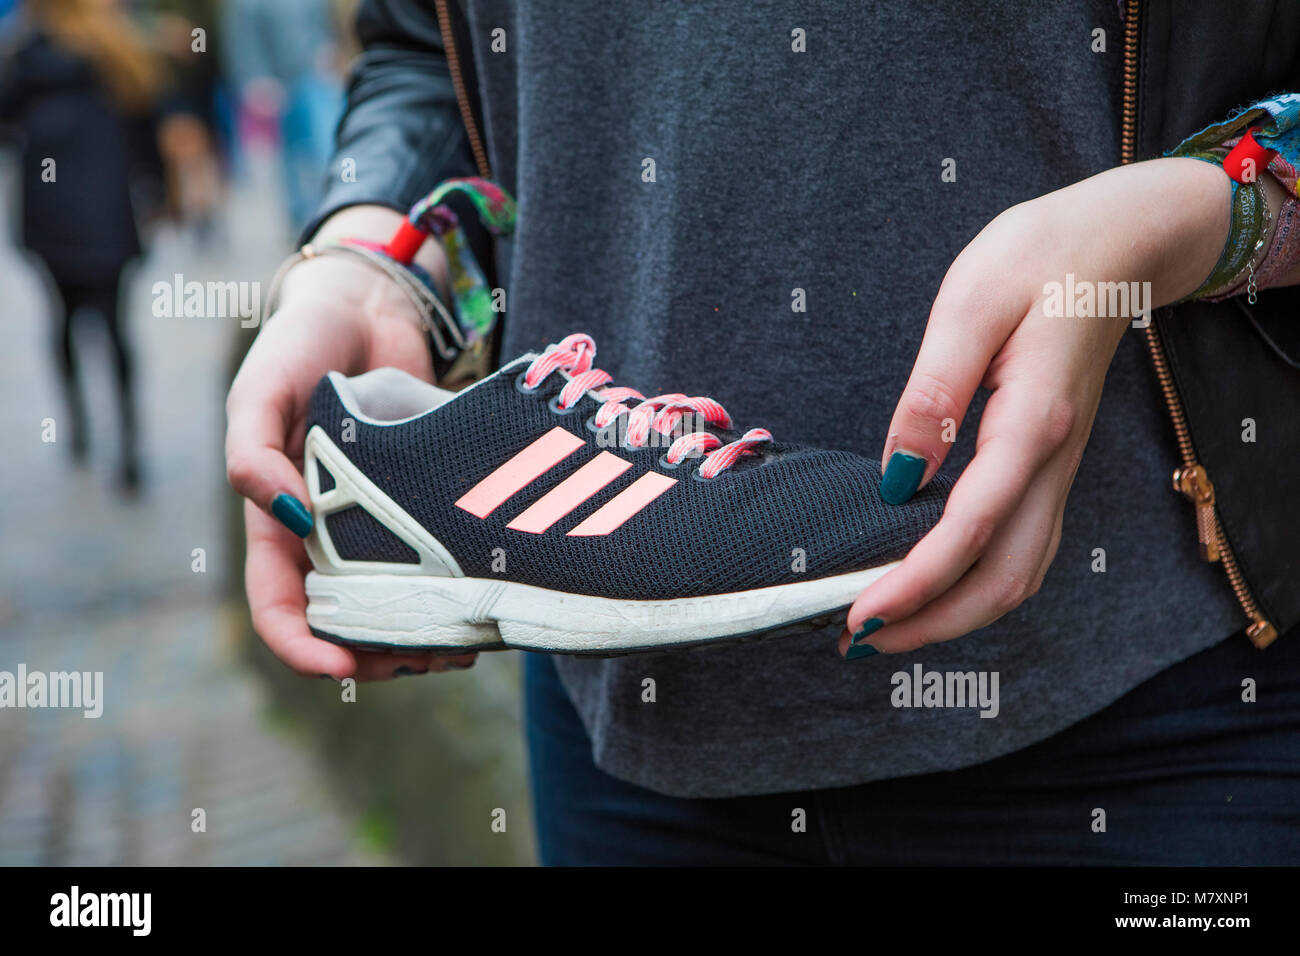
<box><xmin>263</xmin><ymin>178</ymin><xmax>519</xmax><ymax>366</ymax></box>
<box><xmin>1167</xmin><ymin>94</ymin><xmax>1300</xmax><ymax>301</ymax></box>
<box><xmin>1248</xmin><ymin>191</ymin><xmax>1300</xmax><ymax>293</ymax></box>
<box><xmin>1172</xmin><ymin>149</ymin><xmax>1268</xmax><ymax>302</ymax></box>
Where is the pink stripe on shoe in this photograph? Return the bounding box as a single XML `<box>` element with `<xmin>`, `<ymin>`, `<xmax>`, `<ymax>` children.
<box><xmin>567</xmin><ymin>472</ymin><xmax>677</xmax><ymax>537</ymax></box>
<box><xmin>454</xmin><ymin>427</ymin><xmax>586</xmax><ymax>518</ymax></box>
<box><xmin>506</xmin><ymin>452</ymin><xmax>632</xmax><ymax>534</ymax></box>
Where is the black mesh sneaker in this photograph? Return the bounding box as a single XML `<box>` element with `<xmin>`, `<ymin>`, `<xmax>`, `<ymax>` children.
<box><xmin>302</xmin><ymin>333</ymin><xmax>951</xmax><ymax>655</ymax></box>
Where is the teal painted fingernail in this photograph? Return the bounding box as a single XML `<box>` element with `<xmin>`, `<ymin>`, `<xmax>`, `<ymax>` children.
<box><xmin>880</xmin><ymin>451</ymin><xmax>926</xmax><ymax>505</ymax></box>
<box><xmin>271</xmin><ymin>493</ymin><xmax>313</xmax><ymax>537</ymax></box>
<box><xmin>846</xmin><ymin>642</ymin><xmax>878</xmax><ymax>660</ymax></box>
<box><xmin>393</xmin><ymin>665</ymin><xmax>423</xmax><ymax>678</ymax></box>
<box><xmin>851</xmin><ymin>618</ymin><xmax>884</xmax><ymax>645</ymax></box>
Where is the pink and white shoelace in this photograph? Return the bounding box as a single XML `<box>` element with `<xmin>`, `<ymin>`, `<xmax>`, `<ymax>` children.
<box><xmin>521</xmin><ymin>333</ymin><xmax>773</xmax><ymax>479</ymax></box>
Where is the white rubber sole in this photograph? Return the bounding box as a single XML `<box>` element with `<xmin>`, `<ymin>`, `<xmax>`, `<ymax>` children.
<box><xmin>305</xmin><ymin>561</ymin><xmax>899</xmax><ymax>656</ymax></box>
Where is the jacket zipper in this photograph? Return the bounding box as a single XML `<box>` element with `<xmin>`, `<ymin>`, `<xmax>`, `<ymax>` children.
<box><xmin>436</xmin><ymin>0</ymin><xmax>493</xmax><ymax>179</ymax></box>
<box><xmin>1121</xmin><ymin>0</ymin><xmax>1278</xmax><ymax>648</ymax></box>
<box><xmin>434</xmin><ymin>0</ymin><xmax>499</xmax><ymax>387</ymax></box>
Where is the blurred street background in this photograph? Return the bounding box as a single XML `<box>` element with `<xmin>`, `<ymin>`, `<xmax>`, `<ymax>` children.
<box><xmin>0</xmin><ymin>0</ymin><xmax>534</xmax><ymax>865</ymax></box>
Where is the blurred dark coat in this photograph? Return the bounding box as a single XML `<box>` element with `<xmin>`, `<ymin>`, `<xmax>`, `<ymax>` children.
<box><xmin>0</xmin><ymin>31</ymin><xmax>153</xmax><ymax>286</ymax></box>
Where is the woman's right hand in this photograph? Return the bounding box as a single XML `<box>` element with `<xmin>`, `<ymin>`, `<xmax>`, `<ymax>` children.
<box><xmin>226</xmin><ymin>206</ymin><xmax>478</xmax><ymax>680</ymax></box>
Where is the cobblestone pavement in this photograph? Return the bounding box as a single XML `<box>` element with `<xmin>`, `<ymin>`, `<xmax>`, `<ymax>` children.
<box><xmin>0</xmin><ymin>155</ymin><xmax>391</xmax><ymax>865</ymax></box>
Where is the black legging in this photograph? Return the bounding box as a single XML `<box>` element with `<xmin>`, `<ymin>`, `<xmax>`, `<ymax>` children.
<box><xmin>50</xmin><ymin>274</ymin><xmax>137</xmax><ymax>469</ymax></box>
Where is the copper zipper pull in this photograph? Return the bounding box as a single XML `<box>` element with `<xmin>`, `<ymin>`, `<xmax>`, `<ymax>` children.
<box><xmin>1247</xmin><ymin>619</ymin><xmax>1279</xmax><ymax>649</ymax></box>
<box><xmin>1173</xmin><ymin>464</ymin><xmax>1221</xmax><ymax>562</ymax></box>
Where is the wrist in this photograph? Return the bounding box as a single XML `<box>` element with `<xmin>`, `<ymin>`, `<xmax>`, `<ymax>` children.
<box><xmin>312</xmin><ymin>204</ymin><xmax>451</xmax><ymax>296</ymax></box>
<box><xmin>1149</xmin><ymin>157</ymin><xmax>1238</xmax><ymax>304</ymax></box>
<box><xmin>272</xmin><ymin>205</ymin><xmax>452</xmax><ymax>329</ymax></box>
<box><xmin>276</xmin><ymin>254</ymin><xmax>412</xmax><ymax>316</ymax></box>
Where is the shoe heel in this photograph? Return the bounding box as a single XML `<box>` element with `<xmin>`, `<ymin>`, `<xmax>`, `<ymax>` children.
<box><xmin>305</xmin><ymin>572</ymin><xmax>504</xmax><ymax>653</ymax></box>
<box><xmin>303</xmin><ymin>426</ymin><xmax>463</xmax><ymax>577</ymax></box>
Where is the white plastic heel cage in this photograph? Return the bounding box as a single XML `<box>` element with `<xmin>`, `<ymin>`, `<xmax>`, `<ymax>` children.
<box><xmin>303</xmin><ymin>425</ymin><xmax>463</xmax><ymax>577</ymax></box>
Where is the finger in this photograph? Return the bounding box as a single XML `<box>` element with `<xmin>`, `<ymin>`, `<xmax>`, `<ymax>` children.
<box><xmin>880</xmin><ymin>273</ymin><xmax>1030</xmax><ymax>503</ymax></box>
<box><xmin>226</xmin><ymin>353</ymin><xmax>314</xmax><ymax>538</ymax></box>
<box><xmin>426</xmin><ymin>653</ymin><xmax>480</xmax><ymax>673</ymax></box>
<box><xmin>848</xmin><ymin>473</ymin><xmax>1065</xmax><ymax>654</ymax></box>
<box><xmin>245</xmin><ymin>505</ymin><xmax>480</xmax><ymax>680</ymax></box>
<box><xmin>245</xmin><ymin>500</ymin><xmax>356</xmax><ymax>677</ymax></box>
<box><xmin>847</xmin><ymin>380</ymin><xmax>1075</xmax><ymax>640</ymax></box>
<box><xmin>345</xmin><ymin>651</ymin><xmax>480</xmax><ymax>682</ymax></box>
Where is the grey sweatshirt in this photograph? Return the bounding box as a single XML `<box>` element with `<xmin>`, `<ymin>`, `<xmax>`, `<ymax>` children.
<box><xmin>324</xmin><ymin>0</ymin><xmax>1245</xmax><ymax>797</ymax></box>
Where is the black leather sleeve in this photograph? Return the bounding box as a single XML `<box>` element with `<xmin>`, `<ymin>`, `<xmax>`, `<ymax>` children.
<box><xmin>1139</xmin><ymin>0</ymin><xmax>1300</xmax><ymax>638</ymax></box>
<box><xmin>299</xmin><ymin>0</ymin><xmax>480</xmax><ymax>243</ymax></box>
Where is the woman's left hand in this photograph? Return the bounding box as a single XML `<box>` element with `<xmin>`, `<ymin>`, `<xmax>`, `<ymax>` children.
<box><xmin>843</xmin><ymin>157</ymin><xmax>1233</xmax><ymax>655</ymax></box>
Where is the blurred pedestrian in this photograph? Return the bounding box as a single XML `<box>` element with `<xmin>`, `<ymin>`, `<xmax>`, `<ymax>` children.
<box><xmin>220</xmin><ymin>0</ymin><xmax>345</xmax><ymax>229</ymax></box>
<box><xmin>0</xmin><ymin>0</ymin><xmax>164</xmax><ymax>492</ymax></box>
<box><xmin>146</xmin><ymin>0</ymin><xmax>226</xmax><ymax>238</ymax></box>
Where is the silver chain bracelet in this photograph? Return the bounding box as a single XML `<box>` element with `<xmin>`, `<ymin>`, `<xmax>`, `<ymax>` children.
<box><xmin>263</xmin><ymin>240</ymin><xmax>465</xmax><ymax>360</ymax></box>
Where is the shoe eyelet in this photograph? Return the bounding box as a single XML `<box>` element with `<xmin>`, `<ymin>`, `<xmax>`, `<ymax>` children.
<box><xmin>547</xmin><ymin>395</ymin><xmax>579</xmax><ymax>416</ymax></box>
<box><xmin>515</xmin><ymin>370</ymin><xmax>540</xmax><ymax>395</ymax></box>
<box><xmin>589</xmin><ymin>417</ymin><xmax>621</xmax><ymax>450</ymax></box>
<box><xmin>660</xmin><ymin>450</ymin><xmax>705</xmax><ymax>472</ymax></box>
<box><xmin>692</xmin><ymin>467</ymin><xmax>718</xmax><ymax>482</ymax></box>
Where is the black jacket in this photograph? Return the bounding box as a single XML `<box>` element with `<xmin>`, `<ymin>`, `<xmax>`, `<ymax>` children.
<box><xmin>309</xmin><ymin>0</ymin><xmax>1300</xmax><ymax>645</ymax></box>
<box><xmin>0</xmin><ymin>30</ymin><xmax>153</xmax><ymax>285</ymax></box>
